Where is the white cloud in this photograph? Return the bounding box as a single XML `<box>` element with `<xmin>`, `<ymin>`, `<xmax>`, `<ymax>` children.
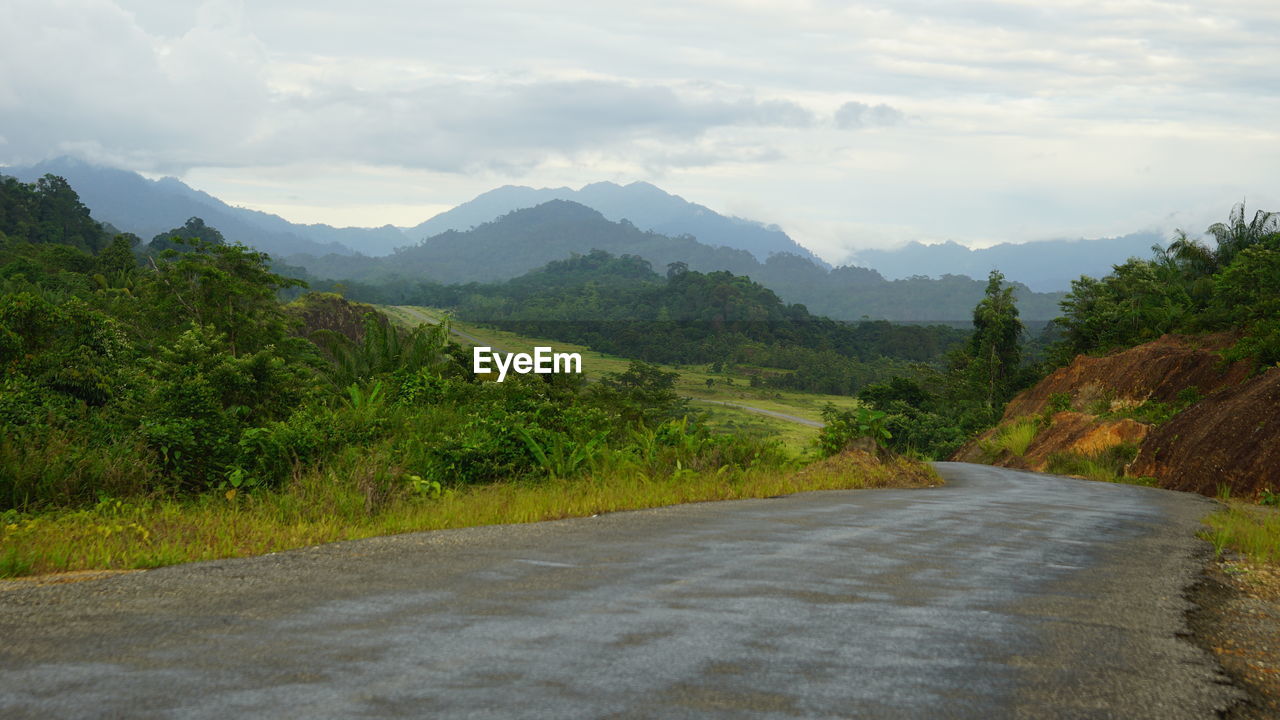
<box><xmin>2</xmin><ymin>0</ymin><xmax>1278</xmax><ymax>254</ymax></box>
<box><xmin>834</xmin><ymin>101</ymin><xmax>906</xmax><ymax>129</ymax></box>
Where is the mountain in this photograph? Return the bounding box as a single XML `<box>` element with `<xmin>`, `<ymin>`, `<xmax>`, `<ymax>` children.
<box><xmin>852</xmin><ymin>232</ymin><xmax>1166</xmax><ymax>293</ymax></box>
<box><xmin>0</xmin><ymin>158</ymin><xmax>409</xmax><ymax>258</ymax></box>
<box><xmin>300</xmin><ymin>200</ymin><xmax>1065</xmax><ymax>323</ymax></box>
<box><xmin>297</xmin><ymin>199</ymin><xmax>767</xmax><ymax>284</ymax></box>
<box><xmin>406</xmin><ymin>181</ymin><xmax>828</xmax><ymax>267</ymax></box>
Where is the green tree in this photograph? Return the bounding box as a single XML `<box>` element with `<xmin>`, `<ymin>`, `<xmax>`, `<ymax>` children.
<box><xmin>589</xmin><ymin>361</ymin><xmax>685</xmax><ymax>426</ymax></box>
<box><xmin>148</xmin><ymin>217</ymin><xmax>227</xmax><ymax>254</ymax></box>
<box><xmin>1206</xmin><ymin>200</ymin><xmax>1279</xmax><ymax>269</ymax></box>
<box><xmin>965</xmin><ymin>270</ymin><xmax>1024</xmax><ymax>410</ymax></box>
<box><xmin>1212</xmin><ymin>244</ymin><xmax>1280</xmax><ymax>364</ymax></box>
<box><xmin>139</xmin><ymin>238</ymin><xmax>307</xmax><ymax>357</ymax></box>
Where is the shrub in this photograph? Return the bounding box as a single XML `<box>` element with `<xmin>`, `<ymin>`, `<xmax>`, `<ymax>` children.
<box><xmin>816</xmin><ymin>404</ymin><xmax>892</xmax><ymax>457</ymax></box>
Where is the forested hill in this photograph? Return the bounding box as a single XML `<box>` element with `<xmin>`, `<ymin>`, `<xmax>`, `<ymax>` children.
<box><xmin>2</xmin><ymin>158</ymin><xmax>400</xmax><ymax>258</ymax></box>
<box><xmin>406</xmin><ymin>181</ymin><xmax>827</xmax><ymax>266</ymax></box>
<box><xmin>297</xmin><ymin>200</ymin><xmax>1065</xmax><ymax>322</ymax></box>
<box><xmin>334</xmin><ymin>250</ymin><xmax>970</xmax><ymax>394</ymax></box>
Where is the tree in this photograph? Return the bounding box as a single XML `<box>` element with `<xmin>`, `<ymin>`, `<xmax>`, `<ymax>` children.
<box><xmin>965</xmin><ymin>270</ymin><xmax>1024</xmax><ymax>410</ymax></box>
<box><xmin>1207</xmin><ymin>200</ymin><xmax>1279</xmax><ymax>268</ymax></box>
<box><xmin>139</xmin><ymin>238</ymin><xmax>307</xmax><ymax>357</ymax></box>
<box><xmin>589</xmin><ymin>361</ymin><xmax>685</xmax><ymax>426</ymax></box>
<box><xmin>148</xmin><ymin>217</ymin><xmax>227</xmax><ymax>254</ymax></box>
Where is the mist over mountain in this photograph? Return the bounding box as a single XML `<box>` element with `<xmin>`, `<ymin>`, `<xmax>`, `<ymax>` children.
<box><xmin>408</xmin><ymin>181</ymin><xmax>828</xmax><ymax>267</ymax></box>
<box><xmin>300</xmin><ymin>200</ymin><xmax>1065</xmax><ymax>323</ymax></box>
<box><xmin>0</xmin><ymin>158</ymin><xmax>408</xmax><ymax>258</ymax></box>
<box><xmin>853</xmin><ymin>233</ymin><xmax>1166</xmax><ymax>292</ymax></box>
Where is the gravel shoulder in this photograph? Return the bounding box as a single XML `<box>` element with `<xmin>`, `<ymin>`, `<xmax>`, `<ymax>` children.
<box><xmin>1188</xmin><ymin>555</ymin><xmax>1280</xmax><ymax>719</ymax></box>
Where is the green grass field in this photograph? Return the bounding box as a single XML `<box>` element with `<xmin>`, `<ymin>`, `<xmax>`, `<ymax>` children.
<box><xmin>382</xmin><ymin>305</ymin><xmax>862</xmax><ymax>454</ymax></box>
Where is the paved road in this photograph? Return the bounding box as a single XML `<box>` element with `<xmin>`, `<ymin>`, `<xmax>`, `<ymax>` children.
<box><xmin>0</xmin><ymin>463</ymin><xmax>1240</xmax><ymax>718</ymax></box>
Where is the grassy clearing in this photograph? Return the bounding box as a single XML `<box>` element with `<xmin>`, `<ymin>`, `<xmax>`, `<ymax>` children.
<box><xmin>691</xmin><ymin>403</ymin><xmax>818</xmax><ymax>453</ymax></box>
<box><xmin>0</xmin><ymin>454</ymin><xmax>937</xmax><ymax>579</ymax></box>
<box><xmin>382</xmin><ymin>305</ymin><xmax>864</xmax><ymax>453</ymax></box>
<box><xmin>1203</xmin><ymin>503</ymin><xmax>1280</xmax><ymax>564</ymax></box>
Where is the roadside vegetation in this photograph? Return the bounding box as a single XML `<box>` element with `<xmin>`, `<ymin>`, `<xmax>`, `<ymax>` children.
<box><xmin>4</xmin><ymin>172</ymin><xmax>1274</xmax><ymax>580</ymax></box>
<box><xmin>1203</xmin><ymin>503</ymin><xmax>1280</xmax><ymax>565</ymax></box>
<box><xmin>946</xmin><ymin>202</ymin><xmax>1278</xmax><ymax>491</ymax></box>
<box><xmin>381</xmin><ymin>304</ymin><xmax>861</xmax><ymax>452</ymax></box>
<box><xmin>0</xmin><ymin>174</ymin><xmax>939</xmax><ymax>579</ymax></box>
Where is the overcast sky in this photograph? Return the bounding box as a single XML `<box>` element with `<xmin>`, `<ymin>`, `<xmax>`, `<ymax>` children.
<box><xmin>2</xmin><ymin>0</ymin><xmax>1278</xmax><ymax>262</ymax></box>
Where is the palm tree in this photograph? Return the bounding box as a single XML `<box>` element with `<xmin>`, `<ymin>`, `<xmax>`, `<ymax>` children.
<box><xmin>1164</xmin><ymin>201</ymin><xmax>1278</xmax><ymax>279</ymax></box>
<box><xmin>312</xmin><ymin>311</ymin><xmax>454</xmax><ymax>388</ymax></box>
<box><xmin>1206</xmin><ymin>200</ymin><xmax>1278</xmax><ymax>267</ymax></box>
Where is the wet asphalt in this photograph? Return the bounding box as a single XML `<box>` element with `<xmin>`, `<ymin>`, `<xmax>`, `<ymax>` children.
<box><xmin>0</xmin><ymin>463</ymin><xmax>1243</xmax><ymax>719</ymax></box>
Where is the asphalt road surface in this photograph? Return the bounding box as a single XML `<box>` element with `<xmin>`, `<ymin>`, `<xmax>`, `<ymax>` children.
<box><xmin>0</xmin><ymin>463</ymin><xmax>1241</xmax><ymax>719</ymax></box>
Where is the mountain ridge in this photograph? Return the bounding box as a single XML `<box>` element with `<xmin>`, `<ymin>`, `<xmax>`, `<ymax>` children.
<box><xmin>1</xmin><ymin>157</ymin><xmax>367</xmax><ymax>259</ymax></box>
<box><xmin>299</xmin><ymin>199</ymin><xmax>1067</xmax><ymax>323</ymax></box>
<box><xmin>407</xmin><ymin>180</ymin><xmax>829</xmax><ymax>267</ymax></box>
<box><xmin>853</xmin><ymin>233</ymin><xmax>1167</xmax><ymax>293</ymax></box>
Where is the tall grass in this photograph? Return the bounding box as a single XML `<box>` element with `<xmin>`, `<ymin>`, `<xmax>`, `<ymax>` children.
<box><xmin>0</xmin><ymin>450</ymin><xmax>937</xmax><ymax>579</ymax></box>
<box><xmin>1045</xmin><ymin>443</ymin><xmax>1146</xmax><ymax>484</ymax></box>
<box><xmin>1202</xmin><ymin>505</ymin><xmax>1280</xmax><ymax>563</ymax></box>
<box><xmin>978</xmin><ymin>418</ymin><xmax>1038</xmax><ymax>460</ymax></box>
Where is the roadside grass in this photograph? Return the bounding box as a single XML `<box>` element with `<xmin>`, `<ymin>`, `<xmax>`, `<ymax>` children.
<box><xmin>382</xmin><ymin>305</ymin><xmax>863</xmax><ymax>453</ymax></box>
<box><xmin>0</xmin><ymin>452</ymin><xmax>938</xmax><ymax>579</ymax></box>
<box><xmin>1202</xmin><ymin>503</ymin><xmax>1280</xmax><ymax>564</ymax></box>
<box><xmin>1043</xmin><ymin>443</ymin><xmax>1153</xmax><ymax>485</ymax></box>
<box><xmin>978</xmin><ymin>417</ymin><xmax>1038</xmax><ymax>461</ymax></box>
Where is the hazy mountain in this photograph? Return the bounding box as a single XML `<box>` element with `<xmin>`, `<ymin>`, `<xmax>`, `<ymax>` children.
<box><xmin>0</xmin><ymin>158</ymin><xmax>409</xmax><ymax>258</ymax></box>
<box><xmin>852</xmin><ymin>232</ymin><xmax>1166</xmax><ymax>292</ymax></box>
<box><xmin>300</xmin><ymin>200</ymin><xmax>1065</xmax><ymax>322</ymax></box>
<box><xmin>406</xmin><ymin>181</ymin><xmax>828</xmax><ymax>266</ymax></box>
<box><xmin>298</xmin><ymin>199</ymin><xmax>768</xmax><ymax>284</ymax></box>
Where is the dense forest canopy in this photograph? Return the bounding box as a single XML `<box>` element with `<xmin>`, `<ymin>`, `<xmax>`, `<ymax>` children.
<box><xmin>1052</xmin><ymin>201</ymin><xmax>1279</xmax><ymax>366</ymax></box>
<box><xmin>319</xmin><ymin>249</ymin><xmax>971</xmax><ymax>395</ymax></box>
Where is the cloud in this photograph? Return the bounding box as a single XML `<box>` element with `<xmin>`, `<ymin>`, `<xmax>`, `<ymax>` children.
<box><xmin>3</xmin><ymin>0</ymin><xmax>1279</xmax><ymax>252</ymax></box>
<box><xmin>834</xmin><ymin>101</ymin><xmax>906</xmax><ymax>129</ymax></box>
<box><xmin>0</xmin><ymin>0</ymin><xmax>816</xmax><ymax>175</ymax></box>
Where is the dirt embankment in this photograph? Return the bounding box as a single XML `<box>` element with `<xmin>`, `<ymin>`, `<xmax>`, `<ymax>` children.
<box><xmin>955</xmin><ymin>333</ymin><xmax>1278</xmax><ymax>496</ymax></box>
<box><xmin>1129</xmin><ymin>368</ymin><xmax>1280</xmax><ymax>496</ymax></box>
<box><xmin>1001</xmin><ymin>333</ymin><xmax>1252</xmax><ymax>420</ymax></box>
<box><xmin>951</xmin><ymin>412</ymin><xmax>1151</xmax><ymax>472</ymax></box>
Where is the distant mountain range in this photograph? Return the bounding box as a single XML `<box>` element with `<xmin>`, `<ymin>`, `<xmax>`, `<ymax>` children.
<box><xmin>852</xmin><ymin>233</ymin><xmax>1167</xmax><ymax>293</ymax></box>
<box><xmin>2</xmin><ymin>158</ymin><xmax>1169</xmax><ymax>295</ymax></box>
<box><xmin>301</xmin><ymin>200</ymin><xmax>1067</xmax><ymax>322</ymax></box>
<box><xmin>298</xmin><ymin>199</ymin><xmax>770</xmax><ymax>285</ymax></box>
<box><xmin>0</xmin><ymin>159</ymin><xmax>825</xmax><ymax>266</ymax></box>
<box><xmin>2</xmin><ymin>157</ymin><xmax>372</xmax><ymax>258</ymax></box>
<box><xmin>405</xmin><ymin>181</ymin><xmax>828</xmax><ymax>267</ymax></box>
